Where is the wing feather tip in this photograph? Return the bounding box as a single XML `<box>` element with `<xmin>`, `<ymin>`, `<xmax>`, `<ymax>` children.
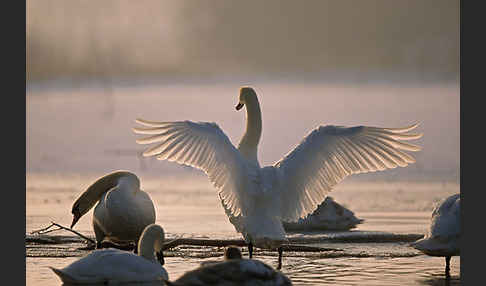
<box><xmin>400</xmin><ymin>122</ymin><xmax>420</xmax><ymax>133</ymax></box>
<box><xmin>385</xmin><ymin>122</ymin><xmax>421</xmax><ymax>133</ymax></box>
<box><xmin>135</xmin><ymin>138</ymin><xmax>150</xmax><ymax>145</ymax></box>
<box><xmin>142</xmin><ymin>151</ymin><xmax>153</xmax><ymax>157</ymax></box>
<box><xmin>135</xmin><ymin>118</ymin><xmax>147</xmax><ymax>125</ymax></box>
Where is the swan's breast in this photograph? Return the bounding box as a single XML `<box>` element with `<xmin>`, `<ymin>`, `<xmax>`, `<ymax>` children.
<box><xmin>259</xmin><ymin>166</ymin><xmax>280</xmax><ymax>194</ymax></box>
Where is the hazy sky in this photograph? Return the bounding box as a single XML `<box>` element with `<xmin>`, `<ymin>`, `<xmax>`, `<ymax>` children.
<box><xmin>26</xmin><ymin>1</ymin><xmax>459</xmax><ymax>182</ymax></box>
<box><xmin>27</xmin><ymin>0</ymin><xmax>459</xmax><ymax>81</ymax></box>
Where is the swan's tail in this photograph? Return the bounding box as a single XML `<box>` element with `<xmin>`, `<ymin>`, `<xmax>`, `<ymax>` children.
<box><xmin>410</xmin><ymin>236</ymin><xmax>459</xmax><ymax>257</ymax></box>
<box><xmin>49</xmin><ymin>267</ymin><xmax>77</xmax><ymax>284</ymax></box>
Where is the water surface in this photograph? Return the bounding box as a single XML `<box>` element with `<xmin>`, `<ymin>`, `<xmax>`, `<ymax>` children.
<box><xmin>26</xmin><ymin>81</ymin><xmax>460</xmax><ymax>285</ymax></box>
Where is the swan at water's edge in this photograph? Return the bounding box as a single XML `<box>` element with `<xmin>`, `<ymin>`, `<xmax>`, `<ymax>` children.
<box><xmin>411</xmin><ymin>193</ymin><xmax>460</xmax><ymax>278</ymax></box>
<box><xmin>50</xmin><ymin>223</ymin><xmax>168</xmax><ymax>284</ymax></box>
<box><xmin>70</xmin><ymin>170</ymin><xmax>156</xmax><ymax>250</ymax></box>
<box><xmin>133</xmin><ymin>86</ymin><xmax>422</xmax><ymax>269</ymax></box>
<box><xmin>166</xmin><ymin>246</ymin><xmax>292</xmax><ymax>286</ymax></box>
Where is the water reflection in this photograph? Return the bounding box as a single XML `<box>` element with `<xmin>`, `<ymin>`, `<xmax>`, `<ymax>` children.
<box><xmin>419</xmin><ymin>273</ymin><xmax>460</xmax><ymax>286</ymax></box>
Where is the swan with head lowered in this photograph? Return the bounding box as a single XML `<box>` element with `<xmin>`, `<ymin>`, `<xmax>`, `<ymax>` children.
<box><xmin>50</xmin><ymin>223</ymin><xmax>168</xmax><ymax>284</ymax></box>
<box><xmin>70</xmin><ymin>171</ymin><xmax>156</xmax><ymax>250</ymax></box>
<box><xmin>167</xmin><ymin>246</ymin><xmax>292</xmax><ymax>286</ymax></box>
<box><xmin>411</xmin><ymin>193</ymin><xmax>460</xmax><ymax>278</ymax></box>
<box><xmin>133</xmin><ymin>86</ymin><xmax>422</xmax><ymax>269</ymax></box>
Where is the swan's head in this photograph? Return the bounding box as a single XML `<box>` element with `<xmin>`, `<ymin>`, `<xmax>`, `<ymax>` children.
<box><xmin>70</xmin><ymin>192</ymin><xmax>96</xmax><ymax>228</ymax></box>
<box><xmin>224</xmin><ymin>246</ymin><xmax>242</xmax><ymax>260</ymax></box>
<box><xmin>236</xmin><ymin>86</ymin><xmax>257</xmax><ymax>110</ymax></box>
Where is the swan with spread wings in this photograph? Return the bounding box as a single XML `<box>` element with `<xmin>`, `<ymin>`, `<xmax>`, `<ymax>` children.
<box><xmin>132</xmin><ymin>87</ymin><xmax>422</xmax><ymax>269</ymax></box>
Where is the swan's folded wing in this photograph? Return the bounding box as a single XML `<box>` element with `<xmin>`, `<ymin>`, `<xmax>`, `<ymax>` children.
<box><xmin>274</xmin><ymin>123</ymin><xmax>422</xmax><ymax>222</ymax></box>
<box><xmin>133</xmin><ymin>119</ymin><xmax>254</xmax><ymax>216</ymax></box>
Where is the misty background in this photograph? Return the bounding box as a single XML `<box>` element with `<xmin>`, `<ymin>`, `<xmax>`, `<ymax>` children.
<box><xmin>26</xmin><ymin>1</ymin><xmax>459</xmax><ymax>183</ymax></box>
<box><xmin>27</xmin><ymin>0</ymin><xmax>459</xmax><ymax>83</ymax></box>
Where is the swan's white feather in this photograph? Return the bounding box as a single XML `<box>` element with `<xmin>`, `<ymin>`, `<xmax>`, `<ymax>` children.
<box><xmin>50</xmin><ymin>224</ymin><xmax>168</xmax><ymax>284</ymax></box>
<box><xmin>133</xmin><ymin>88</ymin><xmax>422</xmax><ymax>250</ymax></box>
<box><xmin>50</xmin><ymin>249</ymin><xmax>167</xmax><ymax>284</ymax></box>
<box><xmin>411</xmin><ymin>193</ymin><xmax>460</xmax><ymax>257</ymax></box>
<box><xmin>89</xmin><ymin>173</ymin><xmax>156</xmax><ymax>243</ymax></box>
<box><xmin>95</xmin><ymin>185</ymin><xmax>156</xmax><ymax>242</ymax></box>
<box><xmin>171</xmin><ymin>259</ymin><xmax>291</xmax><ymax>286</ymax></box>
<box><xmin>274</xmin><ymin>123</ymin><xmax>422</xmax><ymax>221</ymax></box>
<box><xmin>133</xmin><ymin>120</ymin><xmax>259</xmax><ymax>217</ymax></box>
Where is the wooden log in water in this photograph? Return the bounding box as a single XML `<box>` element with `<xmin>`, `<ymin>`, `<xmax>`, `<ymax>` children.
<box><xmin>161</xmin><ymin>238</ymin><xmax>342</xmax><ymax>252</ymax></box>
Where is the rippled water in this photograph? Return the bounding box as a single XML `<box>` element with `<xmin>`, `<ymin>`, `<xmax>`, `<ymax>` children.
<box><xmin>26</xmin><ymin>81</ymin><xmax>460</xmax><ymax>285</ymax></box>
<box><xmin>26</xmin><ymin>174</ymin><xmax>460</xmax><ymax>285</ymax></box>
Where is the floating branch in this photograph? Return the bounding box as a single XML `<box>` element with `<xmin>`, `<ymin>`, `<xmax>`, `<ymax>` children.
<box><xmin>30</xmin><ymin>221</ymin><xmax>96</xmax><ymax>245</ymax></box>
<box><xmin>162</xmin><ymin>238</ymin><xmax>342</xmax><ymax>252</ymax></box>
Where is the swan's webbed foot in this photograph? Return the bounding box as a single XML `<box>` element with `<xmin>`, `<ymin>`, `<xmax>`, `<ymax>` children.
<box><xmin>277</xmin><ymin>247</ymin><xmax>283</xmax><ymax>270</ymax></box>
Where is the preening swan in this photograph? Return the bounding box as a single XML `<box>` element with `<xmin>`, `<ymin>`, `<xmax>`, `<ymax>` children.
<box><xmin>70</xmin><ymin>171</ymin><xmax>156</xmax><ymax>250</ymax></box>
<box><xmin>200</xmin><ymin>244</ymin><xmax>243</xmax><ymax>267</ymax></box>
<box><xmin>133</xmin><ymin>86</ymin><xmax>422</xmax><ymax>269</ymax></box>
<box><xmin>50</xmin><ymin>223</ymin><xmax>168</xmax><ymax>284</ymax></box>
<box><xmin>168</xmin><ymin>246</ymin><xmax>292</xmax><ymax>286</ymax></box>
<box><xmin>411</xmin><ymin>193</ymin><xmax>460</xmax><ymax>278</ymax></box>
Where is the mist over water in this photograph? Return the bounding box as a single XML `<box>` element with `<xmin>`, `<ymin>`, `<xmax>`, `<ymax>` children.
<box><xmin>27</xmin><ymin>80</ymin><xmax>458</xmax><ymax>183</ymax></box>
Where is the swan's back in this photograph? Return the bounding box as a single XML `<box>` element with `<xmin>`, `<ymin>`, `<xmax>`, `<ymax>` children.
<box><xmin>94</xmin><ymin>183</ymin><xmax>156</xmax><ymax>242</ymax></box>
<box><xmin>412</xmin><ymin>193</ymin><xmax>460</xmax><ymax>257</ymax></box>
<box><xmin>170</xmin><ymin>259</ymin><xmax>292</xmax><ymax>286</ymax></box>
<box><xmin>283</xmin><ymin>196</ymin><xmax>364</xmax><ymax>231</ymax></box>
<box><xmin>430</xmin><ymin>193</ymin><xmax>460</xmax><ymax>238</ymax></box>
<box><xmin>50</xmin><ymin>248</ymin><xmax>168</xmax><ymax>284</ymax></box>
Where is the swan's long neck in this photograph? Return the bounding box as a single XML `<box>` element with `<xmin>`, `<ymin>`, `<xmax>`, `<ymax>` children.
<box><xmin>138</xmin><ymin>234</ymin><xmax>157</xmax><ymax>261</ymax></box>
<box><xmin>137</xmin><ymin>226</ymin><xmax>164</xmax><ymax>262</ymax></box>
<box><xmin>237</xmin><ymin>96</ymin><xmax>262</xmax><ymax>163</ymax></box>
<box><xmin>75</xmin><ymin>171</ymin><xmax>139</xmax><ymax>213</ymax></box>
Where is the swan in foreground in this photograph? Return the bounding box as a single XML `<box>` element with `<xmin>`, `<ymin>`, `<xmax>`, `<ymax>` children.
<box><xmin>167</xmin><ymin>246</ymin><xmax>292</xmax><ymax>285</ymax></box>
<box><xmin>200</xmin><ymin>244</ymin><xmax>244</xmax><ymax>267</ymax></box>
<box><xmin>282</xmin><ymin>196</ymin><xmax>364</xmax><ymax>231</ymax></box>
<box><xmin>411</xmin><ymin>193</ymin><xmax>460</xmax><ymax>277</ymax></box>
<box><xmin>50</xmin><ymin>224</ymin><xmax>168</xmax><ymax>284</ymax></box>
<box><xmin>133</xmin><ymin>86</ymin><xmax>422</xmax><ymax>269</ymax></box>
<box><xmin>70</xmin><ymin>170</ymin><xmax>156</xmax><ymax>250</ymax></box>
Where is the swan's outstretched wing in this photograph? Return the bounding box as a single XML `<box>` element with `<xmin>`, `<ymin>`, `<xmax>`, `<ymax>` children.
<box><xmin>133</xmin><ymin>119</ymin><xmax>255</xmax><ymax>216</ymax></box>
<box><xmin>274</xmin><ymin>123</ymin><xmax>422</xmax><ymax>222</ymax></box>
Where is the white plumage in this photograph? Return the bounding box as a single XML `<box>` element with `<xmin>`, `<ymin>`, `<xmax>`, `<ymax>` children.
<box><xmin>70</xmin><ymin>171</ymin><xmax>156</xmax><ymax>248</ymax></box>
<box><xmin>169</xmin><ymin>246</ymin><xmax>292</xmax><ymax>286</ymax></box>
<box><xmin>133</xmin><ymin>86</ymin><xmax>422</xmax><ymax>268</ymax></box>
<box><xmin>411</xmin><ymin>193</ymin><xmax>460</xmax><ymax>276</ymax></box>
<box><xmin>282</xmin><ymin>196</ymin><xmax>364</xmax><ymax>231</ymax></box>
<box><xmin>50</xmin><ymin>224</ymin><xmax>168</xmax><ymax>284</ymax></box>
